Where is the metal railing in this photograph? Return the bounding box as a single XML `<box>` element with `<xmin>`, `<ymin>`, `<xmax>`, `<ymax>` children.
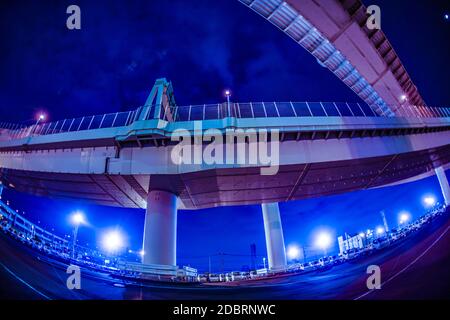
<box><xmin>163</xmin><ymin>102</ymin><xmax>380</xmax><ymax>122</ymax></box>
<box><xmin>0</xmin><ymin>102</ymin><xmax>449</xmax><ymax>141</ymax></box>
<box><xmin>0</xmin><ymin>109</ymin><xmax>139</xmax><ymax>140</ymax></box>
<box><xmin>162</xmin><ymin>102</ymin><xmax>450</xmax><ymax>122</ymax></box>
<box><xmin>0</xmin><ymin>122</ymin><xmax>27</xmax><ymax>131</ymax></box>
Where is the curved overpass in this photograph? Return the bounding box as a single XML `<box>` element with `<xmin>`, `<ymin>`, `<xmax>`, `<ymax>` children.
<box><xmin>0</xmin><ymin>113</ymin><xmax>449</xmax><ymax>209</ymax></box>
<box><xmin>1</xmin><ymin>81</ymin><xmax>449</xmax><ymax>271</ymax></box>
<box><xmin>239</xmin><ymin>0</ymin><xmax>429</xmax><ymax>116</ymax></box>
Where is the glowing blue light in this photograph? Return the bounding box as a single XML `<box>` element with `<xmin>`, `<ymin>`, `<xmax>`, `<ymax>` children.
<box><xmin>71</xmin><ymin>211</ymin><xmax>85</xmax><ymax>225</ymax></box>
<box><xmin>423</xmin><ymin>195</ymin><xmax>436</xmax><ymax>207</ymax></box>
<box><xmin>399</xmin><ymin>211</ymin><xmax>411</xmax><ymax>224</ymax></box>
<box><xmin>286</xmin><ymin>244</ymin><xmax>301</xmax><ymax>260</ymax></box>
<box><xmin>315</xmin><ymin>232</ymin><xmax>332</xmax><ymax>249</ymax></box>
<box><xmin>101</xmin><ymin>230</ymin><xmax>125</xmax><ymax>253</ymax></box>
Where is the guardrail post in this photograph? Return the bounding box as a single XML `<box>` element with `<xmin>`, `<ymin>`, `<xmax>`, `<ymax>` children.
<box><xmin>290</xmin><ymin>101</ymin><xmax>297</xmax><ymax>117</ymax></box>
<box><xmin>319</xmin><ymin>102</ymin><xmax>328</xmax><ymax>116</ymax></box>
<box><xmin>305</xmin><ymin>102</ymin><xmax>313</xmax><ymax>117</ymax></box>
<box><xmin>98</xmin><ymin>114</ymin><xmax>106</xmax><ymax>129</ymax></box>
<box><xmin>274</xmin><ymin>102</ymin><xmax>281</xmax><ymax>117</ymax></box>
<box><xmin>345</xmin><ymin>102</ymin><xmax>355</xmax><ymax>116</ymax></box>
<box><xmin>112</xmin><ymin>113</ymin><xmax>119</xmax><ymax>127</ymax></box>
<box><xmin>333</xmin><ymin>102</ymin><xmax>342</xmax><ymax>117</ymax></box>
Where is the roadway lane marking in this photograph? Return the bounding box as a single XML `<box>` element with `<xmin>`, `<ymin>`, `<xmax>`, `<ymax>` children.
<box><xmin>0</xmin><ymin>261</ymin><xmax>52</xmax><ymax>300</ymax></box>
<box><xmin>354</xmin><ymin>225</ymin><xmax>450</xmax><ymax>300</ymax></box>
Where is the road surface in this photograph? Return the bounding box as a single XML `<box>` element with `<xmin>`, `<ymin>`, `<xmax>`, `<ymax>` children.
<box><xmin>0</xmin><ymin>213</ymin><xmax>449</xmax><ymax>300</ymax></box>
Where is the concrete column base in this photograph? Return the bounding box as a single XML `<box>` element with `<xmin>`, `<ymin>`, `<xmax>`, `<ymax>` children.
<box><xmin>262</xmin><ymin>202</ymin><xmax>287</xmax><ymax>270</ymax></box>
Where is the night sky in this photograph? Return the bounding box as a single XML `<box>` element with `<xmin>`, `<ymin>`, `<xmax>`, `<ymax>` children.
<box><xmin>0</xmin><ymin>0</ymin><xmax>449</xmax><ymax>272</ymax></box>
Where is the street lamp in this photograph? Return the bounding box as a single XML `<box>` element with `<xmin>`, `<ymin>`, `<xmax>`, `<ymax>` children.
<box><xmin>70</xmin><ymin>211</ymin><xmax>85</xmax><ymax>259</ymax></box>
<box><xmin>101</xmin><ymin>230</ymin><xmax>125</xmax><ymax>254</ymax></box>
<box><xmin>423</xmin><ymin>195</ymin><xmax>436</xmax><ymax>208</ymax></box>
<box><xmin>315</xmin><ymin>232</ymin><xmax>332</xmax><ymax>257</ymax></box>
<box><xmin>399</xmin><ymin>211</ymin><xmax>411</xmax><ymax>226</ymax></box>
<box><xmin>286</xmin><ymin>244</ymin><xmax>301</xmax><ymax>261</ymax></box>
<box><xmin>35</xmin><ymin>113</ymin><xmax>45</xmax><ymax>125</ymax></box>
<box><xmin>376</xmin><ymin>226</ymin><xmax>385</xmax><ymax>236</ymax></box>
<box><xmin>263</xmin><ymin>257</ymin><xmax>267</xmax><ymax>269</ymax></box>
<box><xmin>32</xmin><ymin>113</ymin><xmax>46</xmax><ymax>135</ymax></box>
<box><xmin>224</xmin><ymin>89</ymin><xmax>231</xmax><ymax>117</ymax></box>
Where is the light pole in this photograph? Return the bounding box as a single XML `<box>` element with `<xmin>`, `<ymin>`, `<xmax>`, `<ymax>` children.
<box><xmin>380</xmin><ymin>210</ymin><xmax>389</xmax><ymax>234</ymax></box>
<box><xmin>263</xmin><ymin>257</ymin><xmax>267</xmax><ymax>270</ymax></box>
<box><xmin>71</xmin><ymin>211</ymin><xmax>85</xmax><ymax>259</ymax></box>
<box><xmin>225</xmin><ymin>90</ymin><xmax>231</xmax><ymax>117</ymax></box>
<box><xmin>33</xmin><ymin>114</ymin><xmax>45</xmax><ymax>135</ymax></box>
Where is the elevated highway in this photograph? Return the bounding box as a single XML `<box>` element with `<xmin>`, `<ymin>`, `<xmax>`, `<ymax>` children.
<box><xmin>0</xmin><ymin>106</ymin><xmax>449</xmax><ymax>209</ymax></box>
<box><xmin>1</xmin><ymin>79</ymin><xmax>449</xmax><ymax>270</ymax></box>
<box><xmin>239</xmin><ymin>0</ymin><xmax>429</xmax><ymax>116</ymax></box>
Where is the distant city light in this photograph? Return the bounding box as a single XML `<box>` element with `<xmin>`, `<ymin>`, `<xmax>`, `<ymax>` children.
<box><xmin>399</xmin><ymin>211</ymin><xmax>411</xmax><ymax>224</ymax></box>
<box><xmin>445</xmin><ymin>14</ymin><xmax>449</xmax><ymax>20</ymax></box>
<box><xmin>376</xmin><ymin>227</ymin><xmax>385</xmax><ymax>235</ymax></box>
<box><xmin>315</xmin><ymin>232</ymin><xmax>332</xmax><ymax>250</ymax></box>
<box><xmin>358</xmin><ymin>232</ymin><xmax>365</xmax><ymax>238</ymax></box>
<box><xmin>139</xmin><ymin>250</ymin><xmax>145</xmax><ymax>257</ymax></box>
<box><xmin>39</xmin><ymin>114</ymin><xmax>45</xmax><ymax>121</ymax></box>
<box><xmin>71</xmin><ymin>211</ymin><xmax>85</xmax><ymax>225</ymax></box>
<box><xmin>286</xmin><ymin>244</ymin><xmax>301</xmax><ymax>260</ymax></box>
<box><xmin>423</xmin><ymin>195</ymin><xmax>436</xmax><ymax>207</ymax></box>
<box><xmin>224</xmin><ymin>89</ymin><xmax>231</xmax><ymax>97</ymax></box>
<box><xmin>101</xmin><ymin>230</ymin><xmax>125</xmax><ymax>253</ymax></box>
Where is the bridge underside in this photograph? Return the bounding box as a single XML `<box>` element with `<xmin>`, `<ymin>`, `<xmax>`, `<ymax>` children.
<box><xmin>1</xmin><ymin>145</ymin><xmax>448</xmax><ymax>210</ymax></box>
<box><xmin>240</xmin><ymin>0</ymin><xmax>427</xmax><ymax>116</ymax></box>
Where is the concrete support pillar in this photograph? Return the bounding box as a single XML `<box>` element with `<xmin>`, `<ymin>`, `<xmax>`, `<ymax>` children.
<box><xmin>435</xmin><ymin>167</ymin><xmax>450</xmax><ymax>206</ymax></box>
<box><xmin>262</xmin><ymin>203</ymin><xmax>287</xmax><ymax>270</ymax></box>
<box><xmin>142</xmin><ymin>190</ymin><xmax>178</xmax><ymax>266</ymax></box>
